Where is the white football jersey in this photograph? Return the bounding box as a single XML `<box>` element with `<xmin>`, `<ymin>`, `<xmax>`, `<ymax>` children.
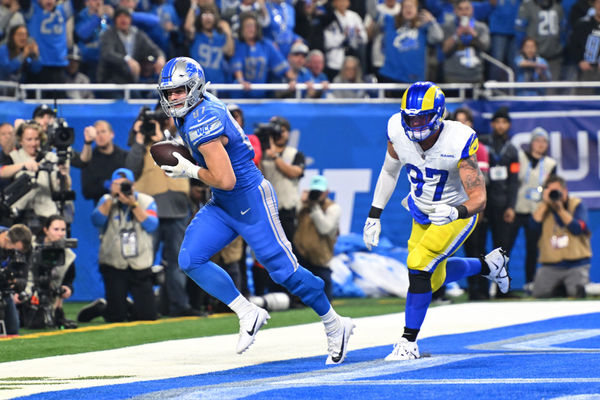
<box><xmin>387</xmin><ymin>115</ymin><xmax>479</xmax><ymax>223</ymax></box>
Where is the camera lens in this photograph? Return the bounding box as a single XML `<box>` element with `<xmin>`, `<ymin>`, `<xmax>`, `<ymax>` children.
<box><xmin>120</xmin><ymin>181</ymin><xmax>132</xmax><ymax>196</ymax></box>
<box><xmin>549</xmin><ymin>189</ymin><xmax>561</xmax><ymax>201</ymax></box>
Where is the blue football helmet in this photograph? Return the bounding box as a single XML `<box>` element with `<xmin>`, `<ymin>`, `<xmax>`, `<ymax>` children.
<box><xmin>157</xmin><ymin>57</ymin><xmax>206</xmax><ymax>118</ymax></box>
<box><xmin>400</xmin><ymin>81</ymin><xmax>445</xmax><ymax>142</ymax></box>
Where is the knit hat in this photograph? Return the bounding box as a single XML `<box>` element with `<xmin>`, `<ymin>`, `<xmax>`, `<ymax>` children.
<box><xmin>491</xmin><ymin>107</ymin><xmax>511</xmax><ymax>122</ymax></box>
<box><xmin>530</xmin><ymin>127</ymin><xmax>549</xmax><ymax>142</ymax></box>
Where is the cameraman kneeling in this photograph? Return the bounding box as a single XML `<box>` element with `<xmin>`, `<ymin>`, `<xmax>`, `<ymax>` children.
<box><xmin>30</xmin><ymin>216</ymin><xmax>77</xmax><ymax>329</ymax></box>
<box><xmin>0</xmin><ymin>224</ymin><xmax>32</xmax><ymax>335</ymax></box>
<box><xmin>91</xmin><ymin>168</ymin><xmax>158</xmax><ymax>322</ymax></box>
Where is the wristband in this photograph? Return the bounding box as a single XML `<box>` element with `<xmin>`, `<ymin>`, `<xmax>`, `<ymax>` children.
<box><xmin>131</xmin><ymin>201</ymin><xmax>139</xmax><ymax>209</ymax></box>
<box><xmin>368</xmin><ymin>206</ymin><xmax>383</xmax><ymax>219</ymax></box>
<box><xmin>456</xmin><ymin>205</ymin><xmax>468</xmax><ymax>219</ymax></box>
<box><xmin>84</xmin><ymin>140</ymin><xmax>94</xmax><ymax>145</ymax></box>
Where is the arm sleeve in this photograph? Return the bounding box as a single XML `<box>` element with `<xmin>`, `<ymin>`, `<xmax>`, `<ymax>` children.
<box><xmin>567</xmin><ymin>202</ymin><xmax>589</xmax><ymax>235</ymax></box>
<box><xmin>91</xmin><ymin>195</ymin><xmax>110</xmax><ymax>227</ymax></box>
<box><xmin>140</xmin><ymin>200</ymin><xmax>159</xmax><ymax>232</ymax></box>
<box><xmin>310</xmin><ymin>202</ymin><xmax>341</xmax><ymax>237</ymax></box>
<box><xmin>372</xmin><ymin>151</ymin><xmax>403</xmax><ymax>210</ymax></box>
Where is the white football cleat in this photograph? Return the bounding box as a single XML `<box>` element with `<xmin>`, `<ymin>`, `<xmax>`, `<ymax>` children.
<box><xmin>325</xmin><ymin>317</ymin><xmax>355</xmax><ymax>365</ymax></box>
<box><xmin>385</xmin><ymin>337</ymin><xmax>420</xmax><ymax>361</ymax></box>
<box><xmin>483</xmin><ymin>247</ymin><xmax>511</xmax><ymax>294</ymax></box>
<box><xmin>236</xmin><ymin>305</ymin><xmax>270</xmax><ymax>354</ymax></box>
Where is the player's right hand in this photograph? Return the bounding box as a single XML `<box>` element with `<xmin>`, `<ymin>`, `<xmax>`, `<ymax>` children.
<box><xmin>363</xmin><ymin>217</ymin><xmax>381</xmax><ymax>251</ymax></box>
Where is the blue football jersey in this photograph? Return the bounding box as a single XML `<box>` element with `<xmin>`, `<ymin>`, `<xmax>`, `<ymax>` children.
<box><xmin>175</xmin><ymin>92</ymin><xmax>262</xmax><ymax>196</ymax></box>
<box><xmin>26</xmin><ymin>0</ymin><xmax>71</xmax><ymax>67</ymax></box>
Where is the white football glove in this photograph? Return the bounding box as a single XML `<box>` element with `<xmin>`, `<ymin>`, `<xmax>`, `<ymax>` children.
<box><xmin>429</xmin><ymin>204</ymin><xmax>459</xmax><ymax>226</ymax></box>
<box><xmin>160</xmin><ymin>152</ymin><xmax>201</xmax><ymax>179</ymax></box>
<box><xmin>363</xmin><ymin>217</ymin><xmax>381</xmax><ymax>251</ymax></box>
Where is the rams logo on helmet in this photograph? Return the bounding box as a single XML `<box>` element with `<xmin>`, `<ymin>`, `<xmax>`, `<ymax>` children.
<box><xmin>400</xmin><ymin>81</ymin><xmax>446</xmax><ymax>142</ymax></box>
<box><xmin>157</xmin><ymin>57</ymin><xmax>206</xmax><ymax>118</ymax></box>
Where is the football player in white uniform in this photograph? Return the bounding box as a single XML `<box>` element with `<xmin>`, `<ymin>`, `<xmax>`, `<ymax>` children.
<box><xmin>363</xmin><ymin>81</ymin><xmax>510</xmax><ymax>361</ymax></box>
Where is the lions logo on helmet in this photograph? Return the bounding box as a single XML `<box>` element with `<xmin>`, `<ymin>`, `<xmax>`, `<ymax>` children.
<box><xmin>157</xmin><ymin>57</ymin><xmax>206</xmax><ymax>118</ymax></box>
<box><xmin>400</xmin><ymin>81</ymin><xmax>445</xmax><ymax>142</ymax></box>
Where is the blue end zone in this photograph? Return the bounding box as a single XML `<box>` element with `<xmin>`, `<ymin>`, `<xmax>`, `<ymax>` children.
<box><xmin>17</xmin><ymin>313</ymin><xmax>600</xmax><ymax>400</ymax></box>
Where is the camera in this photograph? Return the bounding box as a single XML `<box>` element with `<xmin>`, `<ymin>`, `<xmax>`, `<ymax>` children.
<box><xmin>308</xmin><ymin>190</ymin><xmax>322</xmax><ymax>201</ymax></box>
<box><xmin>120</xmin><ymin>181</ymin><xmax>133</xmax><ymax>196</ymax></box>
<box><xmin>137</xmin><ymin>106</ymin><xmax>169</xmax><ymax>140</ymax></box>
<box><xmin>549</xmin><ymin>189</ymin><xmax>562</xmax><ymax>201</ymax></box>
<box><xmin>46</xmin><ymin>118</ymin><xmax>75</xmax><ymax>165</ymax></box>
<box><xmin>253</xmin><ymin>121</ymin><xmax>283</xmax><ymax>151</ymax></box>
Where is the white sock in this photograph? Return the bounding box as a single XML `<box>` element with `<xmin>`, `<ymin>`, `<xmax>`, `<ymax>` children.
<box><xmin>228</xmin><ymin>294</ymin><xmax>255</xmax><ymax>319</ymax></box>
<box><xmin>320</xmin><ymin>306</ymin><xmax>341</xmax><ymax>333</ymax></box>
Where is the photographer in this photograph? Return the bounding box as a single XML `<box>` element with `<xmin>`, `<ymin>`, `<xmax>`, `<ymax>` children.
<box><xmin>259</xmin><ymin>116</ymin><xmax>305</xmax><ymax>242</ymax></box>
<box><xmin>0</xmin><ymin>121</ymin><xmax>72</xmax><ymax>234</ymax></box>
<box><xmin>530</xmin><ymin>175</ymin><xmax>592</xmax><ymax>298</ymax></box>
<box><xmin>0</xmin><ymin>224</ymin><xmax>32</xmax><ymax>335</ymax></box>
<box><xmin>125</xmin><ymin>108</ymin><xmax>199</xmax><ymax>317</ymax></box>
<box><xmin>89</xmin><ymin>168</ymin><xmax>158</xmax><ymax>322</ymax></box>
<box><xmin>70</xmin><ymin>120</ymin><xmax>127</xmax><ymax>204</ymax></box>
<box><xmin>293</xmin><ymin>175</ymin><xmax>340</xmax><ymax>300</ymax></box>
<box><xmin>26</xmin><ymin>215</ymin><xmax>77</xmax><ymax>329</ymax></box>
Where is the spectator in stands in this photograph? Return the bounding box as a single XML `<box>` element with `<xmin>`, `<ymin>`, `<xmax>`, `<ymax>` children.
<box><xmin>453</xmin><ymin>107</ymin><xmax>492</xmax><ymax>300</ymax></box>
<box><xmin>480</xmin><ymin>107</ymin><xmax>520</xmax><ymax>297</ymax></box>
<box><xmin>569</xmin><ymin>0</ymin><xmax>600</xmax><ymax>94</ymax></box>
<box><xmin>153</xmin><ymin>0</ymin><xmax>183</xmax><ymax>57</ymax></box>
<box><xmin>222</xmin><ymin>0</ymin><xmax>270</xmax><ymax>40</ymax></box>
<box><xmin>75</xmin><ymin>0</ymin><xmax>113</xmax><ymax>81</ymax></box>
<box><xmin>441</xmin><ymin>0</ymin><xmax>490</xmax><ymax>83</ymax></box>
<box><xmin>184</xmin><ymin>3</ymin><xmax>234</xmax><ymax>84</ymax></box>
<box><xmin>64</xmin><ymin>46</ymin><xmax>94</xmax><ymax>100</ymax></box>
<box><xmin>33</xmin><ymin>215</ymin><xmax>77</xmax><ymax>329</ymax></box>
<box><xmin>323</xmin><ymin>0</ymin><xmax>368</xmax><ymax>80</ymax></box>
<box><xmin>97</xmin><ymin>7</ymin><xmax>165</xmax><ymax>84</ymax></box>
<box><xmin>294</xmin><ymin>0</ymin><xmax>334</xmax><ymax>52</ymax></box>
<box><xmin>328</xmin><ymin>55</ymin><xmax>368</xmax><ymax>98</ymax></box>
<box><xmin>260</xmin><ymin>115</ymin><xmax>305</xmax><ymax>242</ymax></box>
<box><xmin>0</xmin><ymin>24</ymin><xmax>41</xmax><ymax>86</ymax></box>
<box><xmin>126</xmin><ymin>108</ymin><xmax>200</xmax><ymax>317</ymax></box>
<box><xmin>0</xmin><ymin>121</ymin><xmax>70</xmax><ymax>235</ymax></box>
<box><xmin>231</xmin><ymin>12</ymin><xmax>295</xmax><ymax>98</ymax></box>
<box><xmin>87</xmin><ymin>168</ymin><xmax>159</xmax><ymax>322</ymax></box>
<box><xmin>24</xmin><ymin>0</ymin><xmax>72</xmax><ymax>86</ymax></box>
<box><xmin>70</xmin><ymin>120</ymin><xmax>127</xmax><ymax>204</ymax></box>
<box><xmin>487</xmin><ymin>0</ymin><xmax>521</xmax><ymax>80</ymax></box>
<box><xmin>278</xmin><ymin>42</ymin><xmax>313</xmax><ymax>97</ymax></box>
<box><xmin>507</xmin><ymin>127</ymin><xmax>556</xmax><ymax>292</ymax></box>
<box><xmin>531</xmin><ymin>174</ymin><xmax>591</xmax><ymax>298</ymax></box>
<box><xmin>0</xmin><ymin>223</ymin><xmax>32</xmax><ymax>335</ymax></box>
<box><xmin>514</xmin><ymin>37</ymin><xmax>551</xmax><ymax>95</ymax></box>
<box><xmin>293</xmin><ymin>175</ymin><xmax>340</xmax><ymax>301</ymax></box>
<box><xmin>515</xmin><ymin>0</ymin><xmax>564</xmax><ymax>83</ymax></box>
<box><xmin>0</xmin><ymin>122</ymin><xmax>16</xmax><ymax>205</ymax></box>
<box><xmin>0</xmin><ymin>0</ymin><xmax>25</xmax><ymax>43</ymax></box>
<box><xmin>364</xmin><ymin>0</ymin><xmax>401</xmax><ymax>75</ymax></box>
<box><xmin>376</xmin><ymin>0</ymin><xmax>443</xmax><ymax>89</ymax></box>
<box><xmin>117</xmin><ymin>0</ymin><xmax>165</xmax><ymax>53</ymax></box>
<box><xmin>263</xmin><ymin>0</ymin><xmax>303</xmax><ymax>56</ymax></box>
<box><xmin>305</xmin><ymin>49</ymin><xmax>330</xmax><ymax>98</ymax></box>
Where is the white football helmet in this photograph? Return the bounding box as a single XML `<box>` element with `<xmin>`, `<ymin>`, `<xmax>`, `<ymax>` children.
<box><xmin>157</xmin><ymin>57</ymin><xmax>206</xmax><ymax>118</ymax></box>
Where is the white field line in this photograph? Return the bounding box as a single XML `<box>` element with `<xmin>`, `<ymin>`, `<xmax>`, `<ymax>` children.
<box><xmin>0</xmin><ymin>301</ymin><xmax>598</xmax><ymax>399</ymax></box>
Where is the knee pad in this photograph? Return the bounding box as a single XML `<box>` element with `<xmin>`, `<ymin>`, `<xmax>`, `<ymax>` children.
<box><xmin>407</xmin><ymin>246</ymin><xmax>429</xmax><ymax>270</ymax></box>
<box><xmin>281</xmin><ymin>266</ymin><xmax>325</xmax><ymax>305</ymax></box>
<box><xmin>408</xmin><ymin>270</ymin><xmax>432</xmax><ymax>294</ymax></box>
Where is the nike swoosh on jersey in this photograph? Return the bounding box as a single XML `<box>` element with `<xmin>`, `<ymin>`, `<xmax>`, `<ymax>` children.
<box><xmin>241</xmin><ymin>208</ymin><xmax>251</xmax><ymax>215</ymax></box>
<box><xmin>246</xmin><ymin>315</ymin><xmax>259</xmax><ymax>336</ymax></box>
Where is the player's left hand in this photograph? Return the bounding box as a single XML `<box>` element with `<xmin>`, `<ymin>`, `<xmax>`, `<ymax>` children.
<box><xmin>429</xmin><ymin>204</ymin><xmax>459</xmax><ymax>225</ymax></box>
<box><xmin>161</xmin><ymin>152</ymin><xmax>201</xmax><ymax>179</ymax></box>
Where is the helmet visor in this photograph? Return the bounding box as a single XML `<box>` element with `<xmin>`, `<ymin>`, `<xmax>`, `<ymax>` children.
<box><xmin>403</xmin><ymin>112</ymin><xmax>435</xmax><ymax>130</ymax></box>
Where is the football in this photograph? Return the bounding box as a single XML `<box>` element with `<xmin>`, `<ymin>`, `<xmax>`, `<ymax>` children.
<box><xmin>150</xmin><ymin>141</ymin><xmax>196</xmax><ymax>167</ymax></box>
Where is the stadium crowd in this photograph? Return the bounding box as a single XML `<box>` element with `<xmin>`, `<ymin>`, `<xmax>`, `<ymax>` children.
<box><xmin>0</xmin><ymin>0</ymin><xmax>599</xmax><ymax>98</ymax></box>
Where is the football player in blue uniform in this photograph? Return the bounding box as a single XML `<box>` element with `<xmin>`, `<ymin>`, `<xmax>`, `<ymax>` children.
<box><xmin>363</xmin><ymin>81</ymin><xmax>510</xmax><ymax>360</ymax></box>
<box><xmin>157</xmin><ymin>57</ymin><xmax>354</xmax><ymax>364</ymax></box>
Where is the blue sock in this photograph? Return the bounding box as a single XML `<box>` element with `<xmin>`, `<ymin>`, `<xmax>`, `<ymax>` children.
<box><xmin>444</xmin><ymin>257</ymin><xmax>482</xmax><ymax>285</ymax></box>
<box><xmin>405</xmin><ymin>291</ymin><xmax>432</xmax><ymax>330</ymax></box>
<box><xmin>185</xmin><ymin>261</ymin><xmax>241</xmax><ymax>305</ymax></box>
